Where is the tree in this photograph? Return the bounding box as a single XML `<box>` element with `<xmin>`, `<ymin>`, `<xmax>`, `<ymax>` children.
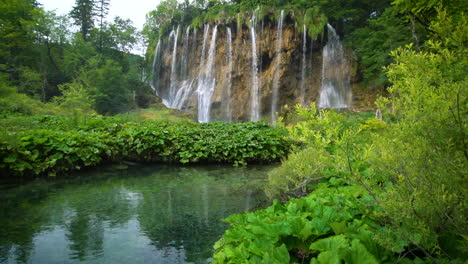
<box><xmin>94</xmin><ymin>0</ymin><xmax>110</xmax><ymax>51</ymax></box>
<box><xmin>0</xmin><ymin>0</ymin><xmax>40</xmax><ymax>77</ymax></box>
<box><xmin>347</xmin><ymin>7</ymin><xmax>414</xmax><ymax>88</ymax></box>
<box><xmin>367</xmin><ymin>6</ymin><xmax>467</xmax><ymax>257</ymax></box>
<box><xmin>89</xmin><ymin>59</ymin><xmax>130</xmax><ymax>115</ymax></box>
<box><xmin>70</xmin><ymin>0</ymin><xmax>96</xmax><ymax>41</ymax></box>
<box><xmin>109</xmin><ymin>17</ymin><xmax>138</xmax><ymax>53</ymax></box>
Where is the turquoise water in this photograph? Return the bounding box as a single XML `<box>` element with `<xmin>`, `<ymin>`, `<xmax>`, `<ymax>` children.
<box><xmin>0</xmin><ymin>165</ymin><xmax>273</xmax><ymax>264</ymax></box>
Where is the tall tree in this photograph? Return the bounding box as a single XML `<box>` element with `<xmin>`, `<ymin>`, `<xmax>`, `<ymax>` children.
<box><xmin>95</xmin><ymin>0</ymin><xmax>110</xmax><ymax>51</ymax></box>
<box><xmin>70</xmin><ymin>0</ymin><xmax>96</xmax><ymax>41</ymax></box>
<box><xmin>0</xmin><ymin>0</ymin><xmax>40</xmax><ymax>75</ymax></box>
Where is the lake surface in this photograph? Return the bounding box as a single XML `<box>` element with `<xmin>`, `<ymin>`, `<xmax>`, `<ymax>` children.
<box><xmin>0</xmin><ymin>164</ymin><xmax>274</xmax><ymax>264</ymax></box>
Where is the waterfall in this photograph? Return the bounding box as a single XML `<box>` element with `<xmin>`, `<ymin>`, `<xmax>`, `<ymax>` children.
<box><xmin>222</xmin><ymin>27</ymin><xmax>233</xmax><ymax>122</ymax></box>
<box><xmin>193</xmin><ymin>27</ymin><xmax>197</xmax><ymax>55</ymax></box>
<box><xmin>200</xmin><ymin>24</ymin><xmax>210</xmax><ymax>69</ymax></box>
<box><xmin>318</xmin><ymin>24</ymin><xmax>351</xmax><ymax>108</ymax></box>
<box><xmin>197</xmin><ymin>25</ymin><xmax>218</xmax><ymax>123</ymax></box>
<box><xmin>151</xmin><ymin>38</ymin><xmax>161</xmax><ymax>93</ymax></box>
<box><xmin>181</xmin><ymin>26</ymin><xmax>190</xmax><ymax>80</ymax></box>
<box><xmin>171</xmin><ymin>79</ymin><xmax>195</xmax><ymax>110</ymax></box>
<box><xmin>250</xmin><ymin>10</ymin><xmax>260</xmax><ymax>121</ymax></box>
<box><xmin>271</xmin><ymin>10</ymin><xmax>284</xmax><ymax>122</ymax></box>
<box><xmin>169</xmin><ymin>26</ymin><xmax>194</xmax><ymax>110</ymax></box>
<box><xmin>168</xmin><ymin>26</ymin><xmax>180</xmax><ymax>107</ymax></box>
<box><xmin>300</xmin><ymin>24</ymin><xmax>307</xmax><ymax>105</ymax></box>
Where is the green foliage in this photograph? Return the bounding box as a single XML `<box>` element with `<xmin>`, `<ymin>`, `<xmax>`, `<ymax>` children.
<box><xmin>0</xmin><ymin>0</ymin><xmax>41</xmax><ymax>72</ymax></box>
<box><xmin>0</xmin><ymin>118</ymin><xmax>293</xmax><ymax>178</ymax></box>
<box><xmin>213</xmin><ymin>183</ymin><xmax>404</xmax><ymax>263</ymax></box>
<box><xmin>265</xmin><ymin>146</ymin><xmax>332</xmax><ymax>201</ymax></box>
<box><xmin>54</xmin><ymin>80</ymin><xmax>96</xmax><ymax>115</ymax></box>
<box><xmin>0</xmin><ymin>129</ymin><xmax>113</xmax><ymax>177</ymax></box>
<box><xmin>0</xmin><ymin>93</ymin><xmax>61</xmax><ymax>116</ymax></box>
<box><xmin>211</xmin><ymin>3</ymin><xmax>466</xmax><ymax>264</ymax></box>
<box><xmin>269</xmin><ymin>104</ymin><xmax>382</xmax><ymax>200</ymax></box>
<box><xmin>320</xmin><ymin>0</ymin><xmax>391</xmax><ymax>35</ymax></box>
<box><xmin>369</xmin><ymin>40</ymin><xmax>467</xmax><ymax>255</ymax></box>
<box><xmin>90</xmin><ymin>59</ymin><xmax>130</xmax><ymax>115</ymax></box>
<box><xmin>348</xmin><ymin>7</ymin><xmax>414</xmax><ymax>87</ymax></box>
<box><xmin>70</xmin><ymin>0</ymin><xmax>96</xmax><ymax>40</ymax></box>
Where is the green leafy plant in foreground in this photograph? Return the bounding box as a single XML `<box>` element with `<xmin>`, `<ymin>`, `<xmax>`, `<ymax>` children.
<box><xmin>0</xmin><ymin>118</ymin><xmax>294</xmax><ymax>178</ymax></box>
<box><xmin>213</xmin><ymin>181</ymin><xmax>410</xmax><ymax>264</ymax></box>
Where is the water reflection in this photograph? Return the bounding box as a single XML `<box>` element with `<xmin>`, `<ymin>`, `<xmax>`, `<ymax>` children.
<box><xmin>0</xmin><ymin>165</ymin><xmax>272</xmax><ymax>263</ymax></box>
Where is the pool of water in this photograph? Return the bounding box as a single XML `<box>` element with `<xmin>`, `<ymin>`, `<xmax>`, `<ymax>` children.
<box><xmin>0</xmin><ymin>164</ymin><xmax>274</xmax><ymax>264</ymax></box>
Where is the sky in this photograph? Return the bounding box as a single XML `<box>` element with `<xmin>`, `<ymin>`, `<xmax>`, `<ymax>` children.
<box><xmin>38</xmin><ymin>0</ymin><xmax>162</xmax><ymax>53</ymax></box>
<box><xmin>38</xmin><ymin>0</ymin><xmax>160</xmax><ymax>30</ymax></box>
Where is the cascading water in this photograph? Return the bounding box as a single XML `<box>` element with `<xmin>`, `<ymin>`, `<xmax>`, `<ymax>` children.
<box><xmin>172</xmin><ymin>80</ymin><xmax>195</xmax><ymax>110</ymax></box>
<box><xmin>192</xmin><ymin>24</ymin><xmax>210</xmax><ymax>115</ymax></box>
<box><xmin>271</xmin><ymin>10</ymin><xmax>284</xmax><ymax>122</ymax></box>
<box><xmin>250</xmin><ymin>9</ymin><xmax>260</xmax><ymax>122</ymax></box>
<box><xmin>222</xmin><ymin>27</ymin><xmax>233</xmax><ymax>122</ymax></box>
<box><xmin>318</xmin><ymin>24</ymin><xmax>351</xmax><ymax>108</ymax></box>
<box><xmin>197</xmin><ymin>25</ymin><xmax>218</xmax><ymax>123</ymax></box>
<box><xmin>168</xmin><ymin>26</ymin><xmax>180</xmax><ymax>107</ymax></box>
<box><xmin>169</xmin><ymin>26</ymin><xmax>194</xmax><ymax>110</ymax></box>
<box><xmin>200</xmin><ymin>24</ymin><xmax>210</xmax><ymax>69</ymax></box>
<box><xmin>151</xmin><ymin>38</ymin><xmax>161</xmax><ymax>93</ymax></box>
<box><xmin>300</xmin><ymin>24</ymin><xmax>307</xmax><ymax>105</ymax></box>
<box><xmin>181</xmin><ymin>26</ymin><xmax>190</xmax><ymax>80</ymax></box>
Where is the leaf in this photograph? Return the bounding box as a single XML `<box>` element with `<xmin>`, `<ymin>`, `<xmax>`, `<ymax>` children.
<box><xmin>330</xmin><ymin>221</ymin><xmax>347</xmax><ymax>235</ymax></box>
<box><xmin>270</xmin><ymin>244</ymin><xmax>290</xmax><ymax>263</ymax></box>
<box><xmin>316</xmin><ymin>250</ymin><xmax>342</xmax><ymax>264</ymax></box>
<box><xmin>310</xmin><ymin>235</ymin><xmax>349</xmax><ymax>252</ymax></box>
<box><xmin>342</xmin><ymin>239</ymin><xmax>379</xmax><ymax>264</ymax></box>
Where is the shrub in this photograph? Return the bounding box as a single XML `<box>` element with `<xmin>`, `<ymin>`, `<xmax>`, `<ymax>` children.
<box><xmin>213</xmin><ymin>181</ymin><xmax>406</xmax><ymax>263</ymax></box>
<box><xmin>0</xmin><ymin>118</ymin><xmax>294</xmax><ymax>178</ymax></box>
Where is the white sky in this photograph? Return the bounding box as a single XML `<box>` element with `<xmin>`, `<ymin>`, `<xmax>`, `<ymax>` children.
<box><xmin>38</xmin><ymin>0</ymin><xmax>160</xmax><ymax>30</ymax></box>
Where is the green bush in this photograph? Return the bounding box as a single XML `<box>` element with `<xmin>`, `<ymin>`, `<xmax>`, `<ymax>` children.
<box><xmin>268</xmin><ymin>104</ymin><xmax>379</xmax><ymax>199</ymax></box>
<box><xmin>265</xmin><ymin>146</ymin><xmax>332</xmax><ymax>201</ymax></box>
<box><xmin>213</xmin><ymin>181</ymin><xmax>407</xmax><ymax>263</ymax></box>
<box><xmin>0</xmin><ymin>118</ymin><xmax>294</xmax><ymax>178</ymax></box>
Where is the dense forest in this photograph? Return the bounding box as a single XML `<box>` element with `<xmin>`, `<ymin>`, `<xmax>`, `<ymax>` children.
<box><xmin>0</xmin><ymin>0</ymin><xmax>157</xmax><ymax>115</ymax></box>
<box><xmin>0</xmin><ymin>0</ymin><xmax>466</xmax><ymax>263</ymax></box>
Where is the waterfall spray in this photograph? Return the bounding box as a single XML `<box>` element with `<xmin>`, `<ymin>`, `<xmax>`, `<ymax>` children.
<box><xmin>318</xmin><ymin>24</ymin><xmax>351</xmax><ymax>108</ymax></box>
<box><xmin>250</xmin><ymin>9</ymin><xmax>260</xmax><ymax>121</ymax></box>
<box><xmin>181</xmin><ymin>26</ymin><xmax>190</xmax><ymax>80</ymax></box>
<box><xmin>168</xmin><ymin>26</ymin><xmax>193</xmax><ymax>110</ymax></box>
<box><xmin>271</xmin><ymin>10</ymin><xmax>284</xmax><ymax>122</ymax></box>
<box><xmin>223</xmin><ymin>27</ymin><xmax>233</xmax><ymax>122</ymax></box>
<box><xmin>300</xmin><ymin>24</ymin><xmax>307</xmax><ymax>105</ymax></box>
<box><xmin>168</xmin><ymin>26</ymin><xmax>180</xmax><ymax>107</ymax></box>
<box><xmin>151</xmin><ymin>38</ymin><xmax>161</xmax><ymax>93</ymax></box>
<box><xmin>197</xmin><ymin>25</ymin><xmax>218</xmax><ymax>123</ymax></box>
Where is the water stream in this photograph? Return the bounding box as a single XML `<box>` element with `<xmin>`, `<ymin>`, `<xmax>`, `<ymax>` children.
<box><xmin>0</xmin><ymin>165</ymin><xmax>273</xmax><ymax>264</ymax></box>
<box><xmin>222</xmin><ymin>27</ymin><xmax>233</xmax><ymax>122</ymax></box>
<box><xmin>181</xmin><ymin>26</ymin><xmax>190</xmax><ymax>81</ymax></box>
<box><xmin>318</xmin><ymin>24</ymin><xmax>351</xmax><ymax>108</ymax></box>
<box><xmin>197</xmin><ymin>25</ymin><xmax>218</xmax><ymax>123</ymax></box>
<box><xmin>300</xmin><ymin>24</ymin><xmax>307</xmax><ymax>106</ymax></box>
<box><xmin>151</xmin><ymin>38</ymin><xmax>162</xmax><ymax>93</ymax></box>
<box><xmin>249</xmin><ymin>10</ymin><xmax>260</xmax><ymax>122</ymax></box>
<box><xmin>168</xmin><ymin>26</ymin><xmax>180</xmax><ymax>107</ymax></box>
<box><xmin>271</xmin><ymin>10</ymin><xmax>284</xmax><ymax>122</ymax></box>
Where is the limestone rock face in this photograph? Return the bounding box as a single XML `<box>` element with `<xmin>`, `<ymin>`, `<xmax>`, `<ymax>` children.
<box><xmin>151</xmin><ymin>18</ymin><xmax>367</xmax><ymax>122</ymax></box>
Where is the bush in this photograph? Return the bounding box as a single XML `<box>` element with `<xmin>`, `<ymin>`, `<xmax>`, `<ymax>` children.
<box><xmin>213</xmin><ymin>181</ymin><xmax>406</xmax><ymax>263</ymax></box>
<box><xmin>265</xmin><ymin>147</ymin><xmax>332</xmax><ymax>201</ymax></box>
<box><xmin>0</xmin><ymin>118</ymin><xmax>294</xmax><ymax>178</ymax></box>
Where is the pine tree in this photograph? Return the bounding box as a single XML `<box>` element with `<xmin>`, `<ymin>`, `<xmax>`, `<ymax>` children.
<box><xmin>70</xmin><ymin>0</ymin><xmax>96</xmax><ymax>41</ymax></box>
<box><xmin>95</xmin><ymin>0</ymin><xmax>110</xmax><ymax>51</ymax></box>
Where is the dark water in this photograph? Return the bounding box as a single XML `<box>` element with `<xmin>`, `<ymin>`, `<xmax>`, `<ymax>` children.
<box><xmin>0</xmin><ymin>164</ymin><xmax>273</xmax><ymax>264</ymax></box>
